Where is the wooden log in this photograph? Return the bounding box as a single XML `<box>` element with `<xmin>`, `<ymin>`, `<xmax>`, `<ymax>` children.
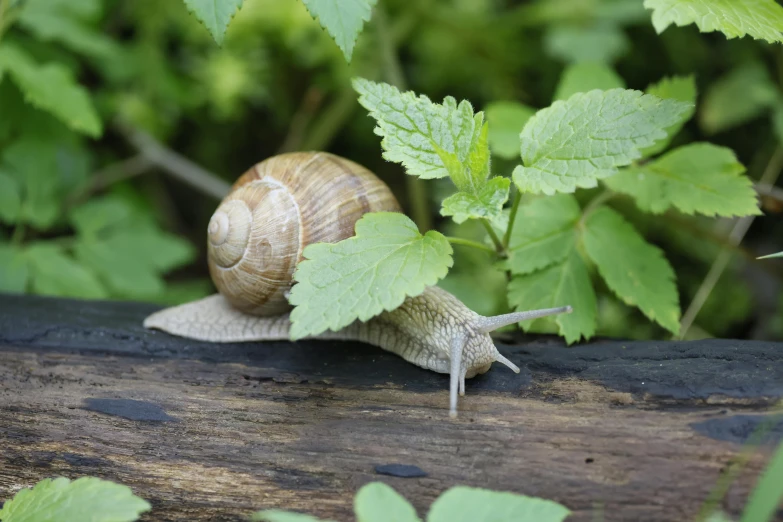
<box><xmin>0</xmin><ymin>293</ymin><xmax>782</xmax><ymax>522</ymax></box>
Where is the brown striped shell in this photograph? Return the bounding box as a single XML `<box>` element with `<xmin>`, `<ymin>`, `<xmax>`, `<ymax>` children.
<box><xmin>206</xmin><ymin>152</ymin><xmax>401</xmax><ymax>316</ymax></box>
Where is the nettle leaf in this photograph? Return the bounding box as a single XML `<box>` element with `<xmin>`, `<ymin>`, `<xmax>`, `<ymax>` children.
<box><xmin>0</xmin><ymin>170</ymin><xmax>21</xmax><ymax>224</ymax></box>
<box><xmin>427</xmin><ymin>486</ymin><xmax>570</xmax><ymax>522</ymax></box>
<box><xmin>289</xmin><ymin>212</ymin><xmax>453</xmax><ymax>339</ymax></box>
<box><xmin>544</xmin><ymin>23</ymin><xmax>629</xmax><ymax>64</ymax></box>
<box><xmin>514</xmin><ymin>89</ymin><xmax>692</xmax><ymax>195</ymax></box>
<box><xmin>583</xmin><ymin>207</ymin><xmax>680</xmax><ymax>334</ymax></box>
<box><xmin>25</xmin><ymin>243</ymin><xmax>107</xmax><ymax>299</ymax></box>
<box><xmin>507</xmin><ymin>194</ymin><xmax>580</xmax><ymax>275</ymax></box>
<box><xmin>182</xmin><ymin>0</ymin><xmax>244</xmax><ymax>45</ymax></box>
<box><xmin>0</xmin><ymin>476</ymin><xmax>151</xmax><ymax>522</ymax></box>
<box><xmin>440</xmin><ymin>177</ymin><xmax>510</xmax><ymax>224</ymax></box>
<box><xmin>0</xmin><ymin>243</ymin><xmax>29</xmax><ymax>293</ymax></box>
<box><xmin>251</xmin><ymin>510</ymin><xmax>333</xmax><ymax>522</ymax></box>
<box><xmin>485</xmin><ymin>101</ymin><xmax>536</xmax><ymax>159</ymax></box>
<box><xmin>553</xmin><ymin>62</ymin><xmax>625</xmax><ymax>102</ymax></box>
<box><xmin>507</xmin><ymin>251</ymin><xmax>597</xmax><ymax>344</ymax></box>
<box><xmin>353</xmin><ymin>78</ymin><xmax>481</xmax><ymax>180</ymax></box>
<box><xmin>355</xmin><ymin>483</ymin><xmax>421</xmax><ymax>522</ymax></box>
<box><xmin>301</xmin><ymin>0</ymin><xmax>378</xmax><ymax>62</ymax></box>
<box><xmin>605</xmin><ymin>143</ymin><xmax>760</xmax><ymax>217</ymax></box>
<box><xmin>700</xmin><ymin>62</ymin><xmax>778</xmax><ymax>135</ymax></box>
<box><xmin>640</xmin><ymin>75</ymin><xmax>697</xmax><ymax>157</ymax></box>
<box><xmin>644</xmin><ymin>0</ymin><xmax>783</xmax><ymax>44</ymax></box>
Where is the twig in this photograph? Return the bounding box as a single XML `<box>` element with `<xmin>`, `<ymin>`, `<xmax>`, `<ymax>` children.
<box><xmin>502</xmin><ymin>190</ymin><xmax>522</xmax><ymax>248</ymax></box>
<box><xmin>87</xmin><ymin>154</ymin><xmax>153</xmax><ymax>193</ymax></box>
<box><xmin>119</xmin><ymin>124</ymin><xmax>231</xmax><ymax>200</ymax></box>
<box><xmin>679</xmin><ymin>147</ymin><xmax>783</xmax><ymax>338</ymax></box>
<box><xmin>445</xmin><ymin>236</ymin><xmax>497</xmax><ymax>255</ymax></box>
<box><xmin>481</xmin><ymin>219</ymin><xmax>505</xmax><ymax>255</ymax></box>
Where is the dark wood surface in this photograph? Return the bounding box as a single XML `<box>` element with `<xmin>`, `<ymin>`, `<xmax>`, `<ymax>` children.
<box><xmin>1</xmin><ymin>293</ymin><xmax>782</xmax><ymax>521</ymax></box>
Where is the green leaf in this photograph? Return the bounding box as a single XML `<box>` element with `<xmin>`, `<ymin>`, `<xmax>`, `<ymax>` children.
<box><xmin>644</xmin><ymin>0</ymin><xmax>783</xmax><ymax>44</ymax></box>
<box><xmin>251</xmin><ymin>510</ymin><xmax>332</xmax><ymax>522</ymax></box>
<box><xmin>605</xmin><ymin>143</ymin><xmax>759</xmax><ymax>217</ymax></box>
<box><xmin>182</xmin><ymin>0</ymin><xmax>244</xmax><ymax>45</ymax></box>
<box><xmin>513</xmin><ymin>89</ymin><xmax>693</xmax><ymax>195</ymax></box>
<box><xmin>485</xmin><ymin>101</ymin><xmax>536</xmax><ymax>159</ymax></box>
<box><xmin>700</xmin><ymin>62</ymin><xmax>778</xmax><ymax>134</ymax></box>
<box><xmin>433</xmin><ymin>120</ymin><xmax>490</xmax><ymax>193</ymax></box>
<box><xmin>74</xmin><ymin>238</ymin><xmax>165</xmax><ymax>299</ymax></box>
<box><xmin>69</xmin><ymin>196</ymin><xmax>136</xmax><ymax>237</ymax></box>
<box><xmin>118</xmin><ymin>228</ymin><xmax>196</xmax><ymax>273</ymax></box>
<box><xmin>289</xmin><ymin>212</ymin><xmax>453</xmax><ymax>339</ymax></box>
<box><xmin>0</xmin><ymin>476</ymin><xmax>151</xmax><ymax>522</ymax></box>
<box><xmin>427</xmin><ymin>486</ymin><xmax>570</xmax><ymax>522</ymax></box>
<box><xmin>758</xmin><ymin>251</ymin><xmax>783</xmax><ymax>259</ymax></box>
<box><xmin>640</xmin><ymin>75</ymin><xmax>697</xmax><ymax>156</ymax></box>
<box><xmin>26</xmin><ymin>243</ymin><xmax>108</xmax><ymax>299</ymax></box>
<box><xmin>582</xmin><ymin>207</ymin><xmax>680</xmax><ymax>334</ymax></box>
<box><xmin>772</xmin><ymin>103</ymin><xmax>783</xmax><ymax>147</ymax></box>
<box><xmin>352</xmin><ymin>78</ymin><xmax>481</xmax><ymax>180</ymax></box>
<box><xmin>507</xmin><ymin>194</ymin><xmax>581</xmax><ymax>275</ymax></box>
<box><xmin>0</xmin><ymin>44</ymin><xmax>102</xmax><ymax>137</ymax></box>
<box><xmin>507</xmin><ymin>251</ymin><xmax>597</xmax><ymax>344</ymax></box>
<box><xmin>354</xmin><ymin>483</ymin><xmax>421</xmax><ymax>522</ymax></box>
<box><xmin>0</xmin><ymin>170</ymin><xmax>21</xmax><ymax>224</ymax></box>
<box><xmin>740</xmin><ymin>439</ymin><xmax>783</xmax><ymax>522</ymax></box>
<box><xmin>553</xmin><ymin>62</ymin><xmax>626</xmax><ymax>102</ymax></box>
<box><xmin>1</xmin><ymin>139</ymin><xmax>61</xmax><ymax>230</ymax></box>
<box><xmin>0</xmin><ymin>244</ymin><xmax>29</xmax><ymax>293</ymax></box>
<box><xmin>440</xmin><ymin>177</ymin><xmax>510</xmax><ymax>224</ymax></box>
<box><xmin>301</xmin><ymin>0</ymin><xmax>378</xmax><ymax>62</ymax></box>
<box><xmin>544</xmin><ymin>23</ymin><xmax>629</xmax><ymax>64</ymax></box>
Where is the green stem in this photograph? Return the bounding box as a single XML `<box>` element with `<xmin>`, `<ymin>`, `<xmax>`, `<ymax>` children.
<box><xmin>579</xmin><ymin>190</ymin><xmax>615</xmax><ymax>225</ymax></box>
<box><xmin>502</xmin><ymin>189</ymin><xmax>522</xmax><ymax>248</ymax></box>
<box><xmin>445</xmin><ymin>236</ymin><xmax>497</xmax><ymax>255</ymax></box>
<box><xmin>481</xmin><ymin>219</ymin><xmax>505</xmax><ymax>255</ymax></box>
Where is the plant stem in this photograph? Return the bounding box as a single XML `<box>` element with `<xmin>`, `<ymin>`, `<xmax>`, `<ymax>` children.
<box><xmin>579</xmin><ymin>190</ymin><xmax>615</xmax><ymax>225</ymax></box>
<box><xmin>481</xmin><ymin>219</ymin><xmax>505</xmax><ymax>255</ymax></box>
<box><xmin>445</xmin><ymin>236</ymin><xmax>497</xmax><ymax>255</ymax></box>
<box><xmin>679</xmin><ymin>146</ymin><xmax>783</xmax><ymax>339</ymax></box>
<box><xmin>502</xmin><ymin>189</ymin><xmax>522</xmax><ymax>248</ymax></box>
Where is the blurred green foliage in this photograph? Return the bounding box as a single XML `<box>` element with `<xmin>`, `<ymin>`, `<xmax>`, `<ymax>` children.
<box><xmin>0</xmin><ymin>0</ymin><xmax>781</xmax><ymax>342</ymax></box>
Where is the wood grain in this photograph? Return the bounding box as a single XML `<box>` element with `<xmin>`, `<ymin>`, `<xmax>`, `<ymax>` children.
<box><xmin>1</xmin><ymin>294</ymin><xmax>782</xmax><ymax>522</ymax></box>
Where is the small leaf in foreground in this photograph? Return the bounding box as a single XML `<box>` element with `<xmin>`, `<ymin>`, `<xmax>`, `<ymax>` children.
<box><xmin>605</xmin><ymin>143</ymin><xmax>759</xmax><ymax>217</ymax></box>
<box><xmin>507</xmin><ymin>194</ymin><xmax>580</xmax><ymax>276</ymax></box>
<box><xmin>182</xmin><ymin>0</ymin><xmax>244</xmax><ymax>45</ymax></box>
<box><xmin>440</xmin><ymin>177</ymin><xmax>510</xmax><ymax>224</ymax></box>
<box><xmin>355</xmin><ymin>482</ymin><xmax>421</xmax><ymax>522</ymax></box>
<box><xmin>553</xmin><ymin>62</ymin><xmax>625</xmax><ymax>101</ymax></box>
<box><xmin>0</xmin><ymin>476</ymin><xmax>151</xmax><ymax>522</ymax></box>
<box><xmin>513</xmin><ymin>89</ymin><xmax>692</xmax><ymax>195</ymax></box>
<box><xmin>289</xmin><ymin>212</ymin><xmax>453</xmax><ymax>339</ymax></box>
<box><xmin>582</xmin><ymin>207</ymin><xmax>680</xmax><ymax>334</ymax></box>
<box><xmin>251</xmin><ymin>510</ymin><xmax>333</xmax><ymax>522</ymax></box>
<box><xmin>353</xmin><ymin>78</ymin><xmax>481</xmax><ymax>180</ymax></box>
<box><xmin>0</xmin><ymin>244</ymin><xmax>28</xmax><ymax>293</ymax></box>
<box><xmin>301</xmin><ymin>0</ymin><xmax>378</xmax><ymax>61</ymax></box>
<box><xmin>644</xmin><ymin>0</ymin><xmax>783</xmax><ymax>44</ymax></box>
<box><xmin>640</xmin><ymin>75</ymin><xmax>697</xmax><ymax>156</ymax></box>
<box><xmin>508</xmin><ymin>251</ymin><xmax>597</xmax><ymax>344</ymax></box>
<box><xmin>427</xmin><ymin>485</ymin><xmax>570</xmax><ymax>522</ymax></box>
<box><xmin>485</xmin><ymin>101</ymin><xmax>536</xmax><ymax>159</ymax></box>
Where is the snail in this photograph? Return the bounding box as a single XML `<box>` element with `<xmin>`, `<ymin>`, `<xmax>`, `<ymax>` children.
<box><xmin>143</xmin><ymin>152</ymin><xmax>572</xmax><ymax>416</ymax></box>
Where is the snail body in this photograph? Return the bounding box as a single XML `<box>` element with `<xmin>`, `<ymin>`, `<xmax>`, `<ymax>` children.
<box><xmin>144</xmin><ymin>152</ymin><xmax>572</xmax><ymax>416</ymax></box>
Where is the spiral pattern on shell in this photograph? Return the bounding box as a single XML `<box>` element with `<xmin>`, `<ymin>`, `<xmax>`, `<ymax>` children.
<box><xmin>207</xmin><ymin>152</ymin><xmax>401</xmax><ymax>316</ymax></box>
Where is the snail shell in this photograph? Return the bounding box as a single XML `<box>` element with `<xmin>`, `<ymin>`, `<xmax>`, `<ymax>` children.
<box><xmin>207</xmin><ymin>152</ymin><xmax>401</xmax><ymax>316</ymax></box>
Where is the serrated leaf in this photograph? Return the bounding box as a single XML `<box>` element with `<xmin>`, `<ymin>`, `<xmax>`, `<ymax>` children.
<box><xmin>507</xmin><ymin>194</ymin><xmax>580</xmax><ymax>275</ymax></box>
<box><xmin>355</xmin><ymin>483</ymin><xmax>421</xmax><ymax>522</ymax></box>
<box><xmin>553</xmin><ymin>62</ymin><xmax>626</xmax><ymax>102</ymax></box>
<box><xmin>0</xmin><ymin>243</ymin><xmax>29</xmax><ymax>293</ymax></box>
<box><xmin>507</xmin><ymin>251</ymin><xmax>597</xmax><ymax>344</ymax></box>
<box><xmin>544</xmin><ymin>23</ymin><xmax>629</xmax><ymax>63</ymax></box>
<box><xmin>513</xmin><ymin>89</ymin><xmax>692</xmax><ymax>195</ymax></box>
<box><xmin>1</xmin><ymin>139</ymin><xmax>61</xmax><ymax>230</ymax></box>
<box><xmin>0</xmin><ymin>170</ymin><xmax>21</xmax><ymax>224</ymax></box>
<box><xmin>433</xmin><ymin>119</ymin><xmax>490</xmax><ymax>193</ymax></box>
<box><xmin>182</xmin><ymin>0</ymin><xmax>244</xmax><ymax>45</ymax></box>
<box><xmin>69</xmin><ymin>195</ymin><xmax>136</xmax><ymax>237</ymax></box>
<box><xmin>0</xmin><ymin>476</ymin><xmax>150</xmax><ymax>522</ymax></box>
<box><xmin>583</xmin><ymin>207</ymin><xmax>680</xmax><ymax>334</ymax></box>
<box><xmin>605</xmin><ymin>143</ymin><xmax>759</xmax><ymax>217</ymax></box>
<box><xmin>289</xmin><ymin>212</ymin><xmax>453</xmax><ymax>339</ymax></box>
<box><xmin>25</xmin><ymin>243</ymin><xmax>107</xmax><ymax>299</ymax></box>
<box><xmin>640</xmin><ymin>75</ymin><xmax>697</xmax><ymax>156</ymax></box>
<box><xmin>485</xmin><ymin>101</ymin><xmax>536</xmax><ymax>159</ymax></box>
<box><xmin>644</xmin><ymin>0</ymin><xmax>783</xmax><ymax>44</ymax></box>
<box><xmin>440</xmin><ymin>177</ymin><xmax>510</xmax><ymax>224</ymax></box>
<box><xmin>120</xmin><ymin>228</ymin><xmax>196</xmax><ymax>273</ymax></box>
<box><xmin>700</xmin><ymin>62</ymin><xmax>778</xmax><ymax>134</ymax></box>
<box><xmin>353</xmin><ymin>78</ymin><xmax>481</xmax><ymax>180</ymax></box>
<box><xmin>427</xmin><ymin>486</ymin><xmax>570</xmax><ymax>522</ymax></box>
<box><xmin>0</xmin><ymin>44</ymin><xmax>101</xmax><ymax>137</ymax></box>
<box><xmin>74</xmin><ymin>238</ymin><xmax>165</xmax><ymax>299</ymax></box>
<box><xmin>251</xmin><ymin>510</ymin><xmax>333</xmax><ymax>522</ymax></box>
<box><xmin>301</xmin><ymin>0</ymin><xmax>378</xmax><ymax>61</ymax></box>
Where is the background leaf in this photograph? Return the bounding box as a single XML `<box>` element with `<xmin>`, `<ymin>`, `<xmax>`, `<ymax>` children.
<box><xmin>0</xmin><ymin>244</ymin><xmax>28</xmax><ymax>293</ymax></box>
<box><xmin>182</xmin><ymin>0</ymin><xmax>244</xmax><ymax>45</ymax></box>
<box><xmin>301</xmin><ymin>0</ymin><xmax>378</xmax><ymax>62</ymax></box>
<box><xmin>25</xmin><ymin>243</ymin><xmax>107</xmax><ymax>299</ymax></box>
<box><xmin>354</xmin><ymin>483</ymin><xmax>421</xmax><ymax>522</ymax></box>
<box><xmin>427</xmin><ymin>486</ymin><xmax>570</xmax><ymax>522</ymax></box>
<box><xmin>553</xmin><ymin>62</ymin><xmax>626</xmax><ymax>101</ymax></box>
<box><xmin>0</xmin><ymin>170</ymin><xmax>21</xmax><ymax>224</ymax></box>
<box><xmin>544</xmin><ymin>23</ymin><xmax>629</xmax><ymax>63</ymax></box>
<box><xmin>485</xmin><ymin>101</ymin><xmax>536</xmax><ymax>159</ymax></box>
<box><xmin>640</xmin><ymin>75</ymin><xmax>697</xmax><ymax>156</ymax></box>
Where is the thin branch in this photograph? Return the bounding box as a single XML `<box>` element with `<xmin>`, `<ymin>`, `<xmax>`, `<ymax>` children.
<box><xmin>481</xmin><ymin>219</ymin><xmax>505</xmax><ymax>255</ymax></box>
<box><xmin>445</xmin><ymin>236</ymin><xmax>497</xmax><ymax>255</ymax></box>
<box><xmin>502</xmin><ymin>189</ymin><xmax>521</xmax><ymax>248</ymax></box>
<box><xmin>119</xmin><ymin>124</ymin><xmax>231</xmax><ymax>200</ymax></box>
<box><xmin>679</xmin><ymin>147</ymin><xmax>783</xmax><ymax>339</ymax></box>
